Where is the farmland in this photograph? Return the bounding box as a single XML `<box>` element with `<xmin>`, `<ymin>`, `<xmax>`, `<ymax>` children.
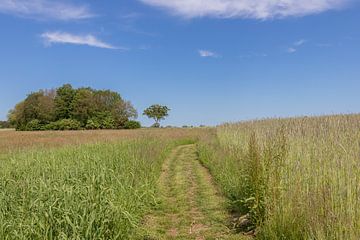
<box><xmin>0</xmin><ymin>129</ymin><xmax>203</xmax><ymax>239</ymax></box>
<box><xmin>199</xmin><ymin>114</ymin><xmax>360</xmax><ymax>239</ymax></box>
<box><xmin>0</xmin><ymin>129</ymin><xmax>203</xmax><ymax>153</ymax></box>
<box><xmin>1</xmin><ymin>114</ymin><xmax>360</xmax><ymax>239</ymax></box>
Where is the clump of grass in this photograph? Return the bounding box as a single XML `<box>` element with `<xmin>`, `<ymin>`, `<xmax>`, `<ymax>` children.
<box><xmin>0</xmin><ymin>138</ymin><xmax>193</xmax><ymax>239</ymax></box>
<box><xmin>199</xmin><ymin>114</ymin><xmax>360</xmax><ymax>239</ymax></box>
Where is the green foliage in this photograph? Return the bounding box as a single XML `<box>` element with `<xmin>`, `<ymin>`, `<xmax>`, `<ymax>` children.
<box><xmin>96</xmin><ymin>112</ymin><xmax>116</xmax><ymax>129</ymax></box>
<box><xmin>45</xmin><ymin>119</ymin><xmax>82</xmax><ymax>131</ymax></box>
<box><xmin>85</xmin><ymin>112</ymin><xmax>116</xmax><ymax>130</ymax></box>
<box><xmin>25</xmin><ymin>119</ymin><xmax>45</xmax><ymax>131</ymax></box>
<box><xmin>8</xmin><ymin>90</ymin><xmax>56</xmax><ymax>130</ymax></box>
<box><xmin>85</xmin><ymin>118</ymin><xmax>101</xmax><ymax>130</ymax></box>
<box><xmin>102</xmin><ymin>117</ymin><xmax>116</xmax><ymax>129</ymax></box>
<box><xmin>93</xmin><ymin>90</ymin><xmax>137</xmax><ymax>128</ymax></box>
<box><xmin>9</xmin><ymin>84</ymin><xmax>138</xmax><ymax>131</ymax></box>
<box><xmin>70</xmin><ymin>87</ymin><xmax>95</xmax><ymax>125</ymax></box>
<box><xmin>54</xmin><ymin>84</ymin><xmax>75</xmax><ymax>120</ymax></box>
<box><xmin>124</xmin><ymin>120</ymin><xmax>141</xmax><ymax>129</ymax></box>
<box><xmin>143</xmin><ymin>104</ymin><xmax>170</xmax><ymax>127</ymax></box>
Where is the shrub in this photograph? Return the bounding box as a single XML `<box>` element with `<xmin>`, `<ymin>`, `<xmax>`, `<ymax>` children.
<box><xmin>124</xmin><ymin>120</ymin><xmax>141</xmax><ymax>129</ymax></box>
<box><xmin>45</xmin><ymin>119</ymin><xmax>81</xmax><ymax>131</ymax></box>
<box><xmin>25</xmin><ymin>119</ymin><xmax>44</xmax><ymax>131</ymax></box>
<box><xmin>44</xmin><ymin>122</ymin><xmax>58</xmax><ymax>130</ymax></box>
<box><xmin>58</xmin><ymin>119</ymin><xmax>81</xmax><ymax>130</ymax></box>
<box><xmin>85</xmin><ymin>114</ymin><xmax>116</xmax><ymax>130</ymax></box>
<box><xmin>85</xmin><ymin>119</ymin><xmax>101</xmax><ymax>130</ymax></box>
<box><xmin>101</xmin><ymin>115</ymin><xmax>116</xmax><ymax>129</ymax></box>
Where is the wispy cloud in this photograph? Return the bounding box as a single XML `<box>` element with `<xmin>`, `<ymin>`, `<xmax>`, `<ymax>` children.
<box><xmin>287</xmin><ymin>47</ymin><xmax>297</xmax><ymax>53</ymax></box>
<box><xmin>287</xmin><ymin>39</ymin><xmax>308</xmax><ymax>53</ymax></box>
<box><xmin>139</xmin><ymin>0</ymin><xmax>351</xmax><ymax>19</ymax></box>
<box><xmin>198</xmin><ymin>50</ymin><xmax>218</xmax><ymax>58</ymax></box>
<box><xmin>0</xmin><ymin>0</ymin><xmax>93</xmax><ymax>21</ymax></box>
<box><xmin>294</xmin><ymin>39</ymin><xmax>307</xmax><ymax>46</ymax></box>
<box><xmin>41</xmin><ymin>32</ymin><xmax>121</xmax><ymax>49</ymax></box>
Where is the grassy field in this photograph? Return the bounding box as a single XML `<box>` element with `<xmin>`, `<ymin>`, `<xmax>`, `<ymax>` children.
<box><xmin>0</xmin><ymin>130</ymin><xmax>203</xmax><ymax>239</ymax></box>
<box><xmin>0</xmin><ymin>128</ymin><xmax>204</xmax><ymax>153</ymax></box>
<box><xmin>198</xmin><ymin>114</ymin><xmax>360</xmax><ymax>239</ymax></box>
<box><xmin>1</xmin><ymin>115</ymin><xmax>359</xmax><ymax>239</ymax></box>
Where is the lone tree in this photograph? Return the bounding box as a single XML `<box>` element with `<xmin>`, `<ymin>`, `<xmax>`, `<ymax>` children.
<box><xmin>143</xmin><ymin>104</ymin><xmax>170</xmax><ymax>128</ymax></box>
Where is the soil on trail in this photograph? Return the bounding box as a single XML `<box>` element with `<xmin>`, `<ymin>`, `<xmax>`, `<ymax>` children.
<box><xmin>141</xmin><ymin>144</ymin><xmax>243</xmax><ymax>240</ymax></box>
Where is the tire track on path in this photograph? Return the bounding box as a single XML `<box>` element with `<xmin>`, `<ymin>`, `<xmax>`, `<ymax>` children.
<box><xmin>141</xmin><ymin>144</ymin><xmax>244</xmax><ymax>239</ymax></box>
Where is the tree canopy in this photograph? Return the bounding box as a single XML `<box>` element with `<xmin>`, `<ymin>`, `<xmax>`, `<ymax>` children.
<box><xmin>143</xmin><ymin>104</ymin><xmax>170</xmax><ymax>127</ymax></box>
<box><xmin>8</xmin><ymin>84</ymin><xmax>140</xmax><ymax>131</ymax></box>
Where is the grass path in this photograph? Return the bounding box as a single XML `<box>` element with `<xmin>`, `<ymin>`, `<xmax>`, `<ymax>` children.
<box><xmin>141</xmin><ymin>144</ymin><xmax>243</xmax><ymax>240</ymax></box>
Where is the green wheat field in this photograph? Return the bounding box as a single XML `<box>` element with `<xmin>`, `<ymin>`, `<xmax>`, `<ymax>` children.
<box><xmin>1</xmin><ymin>114</ymin><xmax>359</xmax><ymax>239</ymax></box>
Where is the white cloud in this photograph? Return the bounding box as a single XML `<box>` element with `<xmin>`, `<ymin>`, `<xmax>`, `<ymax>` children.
<box><xmin>294</xmin><ymin>39</ymin><xmax>307</xmax><ymax>46</ymax></box>
<box><xmin>287</xmin><ymin>39</ymin><xmax>307</xmax><ymax>53</ymax></box>
<box><xmin>198</xmin><ymin>50</ymin><xmax>218</xmax><ymax>57</ymax></box>
<box><xmin>287</xmin><ymin>47</ymin><xmax>297</xmax><ymax>53</ymax></box>
<box><xmin>41</xmin><ymin>32</ymin><xmax>120</xmax><ymax>49</ymax></box>
<box><xmin>0</xmin><ymin>0</ymin><xmax>93</xmax><ymax>20</ymax></box>
<box><xmin>139</xmin><ymin>0</ymin><xmax>351</xmax><ymax>19</ymax></box>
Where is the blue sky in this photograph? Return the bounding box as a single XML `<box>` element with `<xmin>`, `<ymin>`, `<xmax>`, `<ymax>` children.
<box><xmin>0</xmin><ymin>0</ymin><xmax>359</xmax><ymax>126</ymax></box>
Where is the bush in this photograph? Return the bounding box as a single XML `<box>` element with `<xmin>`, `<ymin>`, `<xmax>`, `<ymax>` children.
<box><xmin>25</xmin><ymin>119</ymin><xmax>44</xmax><ymax>131</ymax></box>
<box><xmin>85</xmin><ymin>114</ymin><xmax>116</xmax><ymax>130</ymax></box>
<box><xmin>15</xmin><ymin>124</ymin><xmax>26</xmax><ymax>131</ymax></box>
<box><xmin>45</xmin><ymin>119</ymin><xmax>81</xmax><ymax>131</ymax></box>
<box><xmin>101</xmin><ymin>115</ymin><xmax>116</xmax><ymax>129</ymax></box>
<box><xmin>124</xmin><ymin>120</ymin><xmax>141</xmax><ymax>129</ymax></box>
<box><xmin>85</xmin><ymin>119</ymin><xmax>101</xmax><ymax>130</ymax></box>
<box><xmin>44</xmin><ymin>122</ymin><xmax>58</xmax><ymax>130</ymax></box>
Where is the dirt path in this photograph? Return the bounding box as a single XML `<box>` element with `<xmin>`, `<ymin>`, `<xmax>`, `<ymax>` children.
<box><xmin>141</xmin><ymin>144</ymin><xmax>243</xmax><ymax>240</ymax></box>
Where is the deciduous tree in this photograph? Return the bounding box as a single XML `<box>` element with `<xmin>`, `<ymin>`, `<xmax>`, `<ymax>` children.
<box><xmin>54</xmin><ymin>84</ymin><xmax>75</xmax><ymax>120</ymax></box>
<box><xmin>8</xmin><ymin>84</ymin><xmax>138</xmax><ymax>131</ymax></box>
<box><xmin>143</xmin><ymin>104</ymin><xmax>170</xmax><ymax>127</ymax></box>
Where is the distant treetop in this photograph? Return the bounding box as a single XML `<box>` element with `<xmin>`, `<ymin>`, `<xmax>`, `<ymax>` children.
<box><xmin>8</xmin><ymin>84</ymin><xmax>140</xmax><ymax>131</ymax></box>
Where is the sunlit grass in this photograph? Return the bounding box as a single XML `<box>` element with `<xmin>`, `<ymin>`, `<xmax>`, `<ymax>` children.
<box><xmin>0</xmin><ymin>128</ymin><xmax>205</xmax><ymax>153</ymax></box>
<box><xmin>199</xmin><ymin>114</ymin><xmax>360</xmax><ymax>239</ymax></box>
<box><xmin>0</xmin><ymin>137</ymin><xmax>194</xmax><ymax>239</ymax></box>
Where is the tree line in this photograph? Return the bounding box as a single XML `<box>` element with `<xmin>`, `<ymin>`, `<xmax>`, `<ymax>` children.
<box><xmin>8</xmin><ymin>84</ymin><xmax>141</xmax><ymax>131</ymax></box>
<box><xmin>0</xmin><ymin>121</ymin><xmax>11</xmax><ymax>129</ymax></box>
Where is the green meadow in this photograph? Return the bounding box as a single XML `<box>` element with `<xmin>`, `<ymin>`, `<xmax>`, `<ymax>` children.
<box><xmin>1</xmin><ymin>114</ymin><xmax>360</xmax><ymax>239</ymax></box>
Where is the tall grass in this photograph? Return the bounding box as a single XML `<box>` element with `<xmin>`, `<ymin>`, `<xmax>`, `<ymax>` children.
<box><xmin>0</xmin><ymin>128</ymin><xmax>205</xmax><ymax>153</ymax></box>
<box><xmin>198</xmin><ymin>114</ymin><xmax>360</xmax><ymax>239</ymax></box>
<box><xmin>0</xmin><ymin>138</ymin><xmax>193</xmax><ymax>239</ymax></box>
